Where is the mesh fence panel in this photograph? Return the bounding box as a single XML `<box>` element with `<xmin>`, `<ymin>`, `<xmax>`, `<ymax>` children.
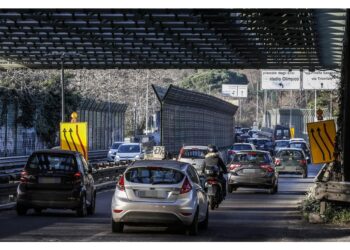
<box><xmin>0</xmin><ymin>98</ymin><xmax>127</xmax><ymax>157</ymax></box>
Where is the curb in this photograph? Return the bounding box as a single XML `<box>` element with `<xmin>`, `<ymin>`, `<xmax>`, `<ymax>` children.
<box><xmin>0</xmin><ymin>181</ymin><xmax>116</xmax><ymax>212</ymax></box>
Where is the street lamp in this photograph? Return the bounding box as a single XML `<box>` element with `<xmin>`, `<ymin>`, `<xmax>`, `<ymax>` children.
<box><xmin>45</xmin><ymin>52</ymin><xmax>81</xmax><ymax>122</ymax></box>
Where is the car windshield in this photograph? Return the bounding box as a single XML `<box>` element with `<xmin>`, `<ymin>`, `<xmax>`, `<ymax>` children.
<box><xmin>231</xmin><ymin>152</ymin><xmax>271</xmax><ymax>164</ymax></box>
<box><xmin>277</xmin><ymin>150</ymin><xmax>303</xmax><ymax>160</ymax></box>
<box><xmin>26</xmin><ymin>153</ymin><xmax>77</xmax><ymax>173</ymax></box>
<box><xmin>232</xmin><ymin>144</ymin><xmax>252</xmax><ymax>150</ymax></box>
<box><xmin>181</xmin><ymin>149</ymin><xmax>207</xmax><ymax>159</ymax></box>
<box><xmin>256</xmin><ymin>140</ymin><xmax>269</xmax><ymax>146</ymax></box>
<box><xmin>289</xmin><ymin>143</ymin><xmax>306</xmax><ymax>149</ymax></box>
<box><xmin>118</xmin><ymin>144</ymin><xmax>140</xmax><ymax>153</ymax></box>
<box><xmin>125</xmin><ymin>167</ymin><xmax>184</xmax><ymax>184</ymax></box>
<box><xmin>276</xmin><ymin>141</ymin><xmax>290</xmax><ymax>147</ymax></box>
<box><xmin>111</xmin><ymin>143</ymin><xmax>123</xmax><ymax>149</ymax></box>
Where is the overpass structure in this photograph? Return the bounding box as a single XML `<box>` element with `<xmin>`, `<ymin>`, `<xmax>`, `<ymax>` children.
<box><xmin>0</xmin><ymin>9</ymin><xmax>349</xmax><ymax>179</ymax></box>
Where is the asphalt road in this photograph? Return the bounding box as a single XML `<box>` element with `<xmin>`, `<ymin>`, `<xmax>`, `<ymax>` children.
<box><xmin>1</xmin><ymin>164</ymin><xmax>350</xmax><ymax>242</ymax></box>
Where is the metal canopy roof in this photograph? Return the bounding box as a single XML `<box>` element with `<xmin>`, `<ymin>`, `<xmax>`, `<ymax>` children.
<box><xmin>0</xmin><ymin>9</ymin><xmax>346</xmax><ymax>70</ymax></box>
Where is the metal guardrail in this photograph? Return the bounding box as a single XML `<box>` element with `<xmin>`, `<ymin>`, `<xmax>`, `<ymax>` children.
<box><xmin>0</xmin><ymin>150</ymin><xmax>108</xmax><ymax>171</ymax></box>
<box><xmin>0</xmin><ymin>162</ymin><xmax>128</xmax><ymax>205</ymax></box>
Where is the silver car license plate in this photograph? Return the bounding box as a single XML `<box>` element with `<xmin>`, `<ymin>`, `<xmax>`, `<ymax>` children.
<box><xmin>137</xmin><ymin>190</ymin><xmax>167</xmax><ymax>199</ymax></box>
<box><xmin>38</xmin><ymin>177</ymin><xmax>61</xmax><ymax>184</ymax></box>
<box><xmin>243</xmin><ymin>169</ymin><xmax>258</xmax><ymax>174</ymax></box>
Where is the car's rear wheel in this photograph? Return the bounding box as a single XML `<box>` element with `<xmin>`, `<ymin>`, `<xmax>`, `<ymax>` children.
<box><xmin>228</xmin><ymin>185</ymin><xmax>237</xmax><ymax>193</ymax></box>
<box><xmin>209</xmin><ymin>196</ymin><xmax>215</xmax><ymax>210</ymax></box>
<box><xmin>87</xmin><ymin>191</ymin><xmax>96</xmax><ymax>215</ymax></box>
<box><xmin>111</xmin><ymin>220</ymin><xmax>124</xmax><ymax>233</ymax></box>
<box><xmin>77</xmin><ymin>194</ymin><xmax>87</xmax><ymax>217</ymax></box>
<box><xmin>302</xmin><ymin>171</ymin><xmax>308</xmax><ymax>178</ymax></box>
<box><xmin>199</xmin><ymin>206</ymin><xmax>209</xmax><ymax>230</ymax></box>
<box><xmin>269</xmin><ymin>185</ymin><xmax>278</xmax><ymax>194</ymax></box>
<box><xmin>34</xmin><ymin>208</ymin><xmax>42</xmax><ymax>214</ymax></box>
<box><xmin>16</xmin><ymin>204</ymin><xmax>27</xmax><ymax>216</ymax></box>
<box><xmin>187</xmin><ymin>208</ymin><xmax>199</xmax><ymax>236</ymax></box>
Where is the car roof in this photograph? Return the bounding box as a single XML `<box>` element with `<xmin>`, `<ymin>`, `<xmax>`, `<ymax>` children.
<box><xmin>131</xmin><ymin>160</ymin><xmax>189</xmax><ymax>170</ymax></box>
<box><xmin>119</xmin><ymin>143</ymin><xmax>141</xmax><ymax>146</ymax></box>
<box><xmin>276</xmin><ymin>147</ymin><xmax>304</xmax><ymax>152</ymax></box>
<box><xmin>31</xmin><ymin>149</ymin><xmax>79</xmax><ymax>156</ymax></box>
<box><xmin>182</xmin><ymin>145</ymin><xmax>208</xmax><ymax>150</ymax></box>
<box><xmin>275</xmin><ymin>140</ymin><xmax>290</xmax><ymax>142</ymax></box>
<box><xmin>234</xmin><ymin>150</ymin><xmax>270</xmax><ymax>154</ymax></box>
<box><xmin>233</xmin><ymin>143</ymin><xmax>254</xmax><ymax>146</ymax></box>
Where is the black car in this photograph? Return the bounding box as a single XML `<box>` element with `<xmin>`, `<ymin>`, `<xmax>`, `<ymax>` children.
<box><xmin>16</xmin><ymin>150</ymin><xmax>96</xmax><ymax>217</ymax></box>
<box><xmin>289</xmin><ymin>141</ymin><xmax>311</xmax><ymax>163</ymax></box>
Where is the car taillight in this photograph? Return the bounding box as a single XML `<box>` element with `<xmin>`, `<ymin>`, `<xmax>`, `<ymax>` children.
<box><xmin>261</xmin><ymin>165</ymin><xmax>274</xmax><ymax>173</ymax></box>
<box><xmin>180</xmin><ymin>177</ymin><xmax>192</xmax><ymax>194</ymax></box>
<box><xmin>73</xmin><ymin>172</ymin><xmax>82</xmax><ymax>183</ymax></box>
<box><xmin>275</xmin><ymin>158</ymin><xmax>281</xmax><ymax>166</ymax></box>
<box><xmin>228</xmin><ymin>150</ymin><xmax>236</xmax><ymax>155</ymax></box>
<box><xmin>229</xmin><ymin>164</ymin><xmax>241</xmax><ymax>171</ymax></box>
<box><xmin>299</xmin><ymin>159</ymin><xmax>307</xmax><ymax>165</ymax></box>
<box><xmin>207</xmin><ymin>178</ymin><xmax>218</xmax><ymax>185</ymax></box>
<box><xmin>117</xmin><ymin>175</ymin><xmax>125</xmax><ymax>191</ymax></box>
<box><xmin>20</xmin><ymin>170</ymin><xmax>29</xmax><ymax>183</ymax></box>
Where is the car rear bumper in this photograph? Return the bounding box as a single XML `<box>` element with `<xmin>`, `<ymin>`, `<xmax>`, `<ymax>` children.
<box><xmin>111</xmin><ymin>196</ymin><xmax>196</xmax><ymax>226</ymax></box>
<box><xmin>17</xmin><ymin>187</ymin><xmax>81</xmax><ymax>209</ymax></box>
<box><xmin>275</xmin><ymin>166</ymin><xmax>305</xmax><ymax>174</ymax></box>
<box><xmin>228</xmin><ymin>174</ymin><xmax>276</xmax><ymax>188</ymax></box>
<box><xmin>17</xmin><ymin>198</ymin><xmax>80</xmax><ymax>209</ymax></box>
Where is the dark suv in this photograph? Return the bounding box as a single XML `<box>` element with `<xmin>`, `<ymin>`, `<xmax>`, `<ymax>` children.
<box><xmin>16</xmin><ymin>150</ymin><xmax>96</xmax><ymax>217</ymax></box>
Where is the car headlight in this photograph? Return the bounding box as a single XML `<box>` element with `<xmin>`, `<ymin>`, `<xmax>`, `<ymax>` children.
<box><xmin>108</xmin><ymin>150</ymin><xmax>113</xmax><ymax>154</ymax></box>
<box><xmin>114</xmin><ymin>155</ymin><xmax>120</xmax><ymax>162</ymax></box>
<box><xmin>134</xmin><ymin>155</ymin><xmax>140</xmax><ymax>160</ymax></box>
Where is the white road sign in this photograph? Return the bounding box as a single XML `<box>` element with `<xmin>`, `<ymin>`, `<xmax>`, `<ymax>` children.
<box><xmin>222</xmin><ymin>84</ymin><xmax>247</xmax><ymax>98</ymax></box>
<box><xmin>302</xmin><ymin>70</ymin><xmax>340</xmax><ymax>90</ymax></box>
<box><xmin>261</xmin><ymin>70</ymin><xmax>301</xmax><ymax>90</ymax></box>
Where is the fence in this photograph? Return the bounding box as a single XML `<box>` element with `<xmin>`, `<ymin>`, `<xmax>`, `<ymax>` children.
<box><xmin>153</xmin><ymin>84</ymin><xmax>237</xmax><ymax>154</ymax></box>
<box><xmin>0</xmin><ymin>98</ymin><xmax>127</xmax><ymax>157</ymax></box>
<box><xmin>265</xmin><ymin>108</ymin><xmax>336</xmax><ymax>139</ymax></box>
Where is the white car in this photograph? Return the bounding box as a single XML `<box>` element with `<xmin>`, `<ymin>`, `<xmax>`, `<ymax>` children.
<box><xmin>114</xmin><ymin>143</ymin><xmax>144</xmax><ymax>164</ymax></box>
<box><xmin>111</xmin><ymin>160</ymin><xmax>209</xmax><ymax>235</ymax></box>
<box><xmin>177</xmin><ymin>146</ymin><xmax>208</xmax><ymax>174</ymax></box>
<box><xmin>107</xmin><ymin>141</ymin><xmax>124</xmax><ymax>161</ymax></box>
<box><xmin>290</xmin><ymin>138</ymin><xmax>307</xmax><ymax>143</ymax></box>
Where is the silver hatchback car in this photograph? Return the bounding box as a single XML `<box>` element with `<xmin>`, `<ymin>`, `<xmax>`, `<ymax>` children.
<box><xmin>111</xmin><ymin>160</ymin><xmax>209</xmax><ymax>235</ymax></box>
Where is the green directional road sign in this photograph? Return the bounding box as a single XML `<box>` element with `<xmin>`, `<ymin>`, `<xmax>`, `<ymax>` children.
<box><xmin>307</xmin><ymin>120</ymin><xmax>336</xmax><ymax>164</ymax></box>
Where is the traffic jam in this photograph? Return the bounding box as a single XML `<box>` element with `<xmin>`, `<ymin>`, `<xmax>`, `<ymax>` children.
<box><xmin>14</xmin><ymin>124</ymin><xmax>313</xmax><ymax>236</ymax></box>
<box><xmin>0</xmin><ymin>8</ymin><xmax>348</xmax><ymax>243</ymax></box>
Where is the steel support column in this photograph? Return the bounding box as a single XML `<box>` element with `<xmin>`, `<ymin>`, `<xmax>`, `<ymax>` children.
<box><xmin>342</xmin><ymin>10</ymin><xmax>350</xmax><ymax>181</ymax></box>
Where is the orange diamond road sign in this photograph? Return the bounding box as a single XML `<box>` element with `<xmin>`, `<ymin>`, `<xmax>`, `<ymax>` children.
<box><xmin>307</xmin><ymin>120</ymin><xmax>336</xmax><ymax>164</ymax></box>
<box><xmin>60</xmin><ymin>122</ymin><xmax>88</xmax><ymax>160</ymax></box>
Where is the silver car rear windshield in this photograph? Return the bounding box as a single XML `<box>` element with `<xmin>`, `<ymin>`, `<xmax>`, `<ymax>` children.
<box><xmin>181</xmin><ymin>149</ymin><xmax>207</xmax><ymax>159</ymax></box>
<box><xmin>231</xmin><ymin>152</ymin><xmax>271</xmax><ymax>164</ymax></box>
<box><xmin>26</xmin><ymin>153</ymin><xmax>77</xmax><ymax>173</ymax></box>
<box><xmin>125</xmin><ymin>167</ymin><xmax>184</xmax><ymax>184</ymax></box>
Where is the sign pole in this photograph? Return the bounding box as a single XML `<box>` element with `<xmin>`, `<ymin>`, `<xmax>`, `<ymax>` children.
<box><xmin>314</xmin><ymin>89</ymin><xmax>317</xmax><ymax>121</ymax></box>
<box><xmin>60</xmin><ymin>55</ymin><xmax>65</xmax><ymax>122</ymax></box>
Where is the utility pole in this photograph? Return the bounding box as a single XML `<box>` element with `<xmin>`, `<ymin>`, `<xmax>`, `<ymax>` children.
<box><xmin>60</xmin><ymin>53</ymin><xmax>65</xmax><ymax>122</ymax></box>
<box><xmin>289</xmin><ymin>90</ymin><xmax>293</xmax><ymax>128</ymax></box>
<box><xmin>256</xmin><ymin>75</ymin><xmax>259</xmax><ymax>126</ymax></box>
<box><xmin>314</xmin><ymin>89</ymin><xmax>317</xmax><ymax>121</ymax></box>
<box><xmin>145</xmin><ymin>70</ymin><xmax>149</xmax><ymax>134</ymax></box>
